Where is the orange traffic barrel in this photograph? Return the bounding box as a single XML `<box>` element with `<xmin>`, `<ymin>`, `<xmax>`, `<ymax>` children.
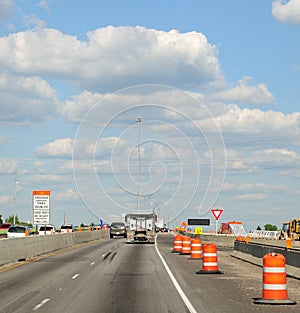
<box><xmin>196</xmin><ymin>243</ymin><xmax>222</xmax><ymax>274</ymax></box>
<box><xmin>190</xmin><ymin>237</ymin><xmax>202</xmax><ymax>260</ymax></box>
<box><xmin>236</xmin><ymin>235</ymin><xmax>245</xmax><ymax>242</ymax></box>
<box><xmin>181</xmin><ymin>236</ymin><xmax>191</xmax><ymax>255</ymax></box>
<box><xmin>172</xmin><ymin>234</ymin><xmax>182</xmax><ymax>253</ymax></box>
<box><xmin>254</xmin><ymin>253</ymin><xmax>296</xmax><ymax>305</ymax></box>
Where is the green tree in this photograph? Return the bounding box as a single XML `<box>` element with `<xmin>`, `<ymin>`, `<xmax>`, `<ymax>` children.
<box><xmin>5</xmin><ymin>215</ymin><xmax>20</xmax><ymax>224</ymax></box>
<box><xmin>0</xmin><ymin>214</ymin><xmax>3</xmax><ymax>225</ymax></box>
<box><xmin>264</xmin><ymin>224</ymin><xmax>277</xmax><ymax>231</ymax></box>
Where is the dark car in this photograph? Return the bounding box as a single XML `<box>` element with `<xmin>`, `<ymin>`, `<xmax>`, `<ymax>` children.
<box><xmin>110</xmin><ymin>222</ymin><xmax>127</xmax><ymax>238</ymax></box>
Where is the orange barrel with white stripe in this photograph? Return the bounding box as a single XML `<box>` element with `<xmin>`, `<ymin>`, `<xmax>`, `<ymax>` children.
<box><xmin>263</xmin><ymin>253</ymin><xmax>287</xmax><ymax>300</ymax></box>
<box><xmin>254</xmin><ymin>253</ymin><xmax>296</xmax><ymax>305</ymax></box>
<box><xmin>190</xmin><ymin>237</ymin><xmax>202</xmax><ymax>259</ymax></box>
<box><xmin>172</xmin><ymin>234</ymin><xmax>182</xmax><ymax>253</ymax></box>
<box><xmin>181</xmin><ymin>236</ymin><xmax>191</xmax><ymax>255</ymax></box>
<box><xmin>196</xmin><ymin>243</ymin><xmax>221</xmax><ymax>274</ymax></box>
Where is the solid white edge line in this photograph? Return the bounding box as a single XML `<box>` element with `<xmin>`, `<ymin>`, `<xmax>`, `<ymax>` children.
<box><xmin>32</xmin><ymin>298</ymin><xmax>51</xmax><ymax>311</ymax></box>
<box><xmin>155</xmin><ymin>236</ymin><xmax>198</xmax><ymax>313</ymax></box>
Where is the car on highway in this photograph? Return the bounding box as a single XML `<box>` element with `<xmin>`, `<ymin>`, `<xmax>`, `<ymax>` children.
<box><xmin>6</xmin><ymin>225</ymin><xmax>32</xmax><ymax>238</ymax></box>
<box><xmin>60</xmin><ymin>224</ymin><xmax>74</xmax><ymax>233</ymax></box>
<box><xmin>37</xmin><ymin>224</ymin><xmax>56</xmax><ymax>235</ymax></box>
<box><xmin>110</xmin><ymin>222</ymin><xmax>127</xmax><ymax>238</ymax></box>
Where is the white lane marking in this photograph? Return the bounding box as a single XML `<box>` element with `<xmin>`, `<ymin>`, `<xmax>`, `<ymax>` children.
<box><xmin>32</xmin><ymin>298</ymin><xmax>50</xmax><ymax>311</ymax></box>
<box><xmin>155</xmin><ymin>237</ymin><xmax>198</xmax><ymax>313</ymax></box>
<box><xmin>71</xmin><ymin>273</ymin><xmax>80</xmax><ymax>280</ymax></box>
<box><xmin>90</xmin><ymin>262</ymin><xmax>95</xmax><ymax>265</ymax></box>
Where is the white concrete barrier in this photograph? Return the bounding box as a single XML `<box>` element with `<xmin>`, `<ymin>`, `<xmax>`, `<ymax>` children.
<box><xmin>0</xmin><ymin>230</ymin><xmax>109</xmax><ymax>266</ymax></box>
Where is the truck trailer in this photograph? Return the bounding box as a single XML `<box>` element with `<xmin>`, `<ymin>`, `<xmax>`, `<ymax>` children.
<box><xmin>125</xmin><ymin>212</ymin><xmax>157</xmax><ymax>243</ymax></box>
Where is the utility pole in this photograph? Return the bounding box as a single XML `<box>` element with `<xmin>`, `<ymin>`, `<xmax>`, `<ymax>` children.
<box><xmin>13</xmin><ymin>179</ymin><xmax>19</xmax><ymax>225</ymax></box>
<box><xmin>136</xmin><ymin>116</ymin><xmax>142</xmax><ymax>212</ymax></box>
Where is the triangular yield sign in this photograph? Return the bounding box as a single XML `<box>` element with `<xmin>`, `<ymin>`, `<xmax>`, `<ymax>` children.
<box><xmin>211</xmin><ymin>209</ymin><xmax>223</xmax><ymax>220</ymax></box>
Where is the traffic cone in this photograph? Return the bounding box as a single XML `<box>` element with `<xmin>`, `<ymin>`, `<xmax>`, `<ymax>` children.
<box><xmin>254</xmin><ymin>252</ymin><xmax>296</xmax><ymax>305</ymax></box>
<box><xmin>190</xmin><ymin>237</ymin><xmax>202</xmax><ymax>260</ymax></box>
<box><xmin>172</xmin><ymin>234</ymin><xmax>182</xmax><ymax>253</ymax></box>
<box><xmin>181</xmin><ymin>236</ymin><xmax>191</xmax><ymax>255</ymax></box>
<box><xmin>196</xmin><ymin>243</ymin><xmax>222</xmax><ymax>274</ymax></box>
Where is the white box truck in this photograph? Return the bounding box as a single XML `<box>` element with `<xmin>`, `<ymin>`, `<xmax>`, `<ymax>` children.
<box><xmin>125</xmin><ymin>212</ymin><xmax>157</xmax><ymax>243</ymax></box>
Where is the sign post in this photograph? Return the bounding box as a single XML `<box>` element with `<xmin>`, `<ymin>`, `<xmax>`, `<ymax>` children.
<box><xmin>211</xmin><ymin>208</ymin><xmax>223</xmax><ymax>234</ymax></box>
<box><xmin>32</xmin><ymin>190</ymin><xmax>50</xmax><ymax>225</ymax></box>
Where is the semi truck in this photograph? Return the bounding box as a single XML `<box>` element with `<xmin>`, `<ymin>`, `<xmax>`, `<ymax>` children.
<box><xmin>125</xmin><ymin>212</ymin><xmax>157</xmax><ymax>243</ymax></box>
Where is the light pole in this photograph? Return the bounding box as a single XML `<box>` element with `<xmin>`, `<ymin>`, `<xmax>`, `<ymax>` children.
<box><xmin>13</xmin><ymin>179</ymin><xmax>19</xmax><ymax>225</ymax></box>
<box><xmin>136</xmin><ymin>116</ymin><xmax>142</xmax><ymax>212</ymax></box>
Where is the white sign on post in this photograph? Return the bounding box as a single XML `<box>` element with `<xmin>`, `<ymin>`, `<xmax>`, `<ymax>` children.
<box><xmin>211</xmin><ymin>208</ymin><xmax>224</xmax><ymax>234</ymax></box>
<box><xmin>33</xmin><ymin>190</ymin><xmax>50</xmax><ymax>225</ymax></box>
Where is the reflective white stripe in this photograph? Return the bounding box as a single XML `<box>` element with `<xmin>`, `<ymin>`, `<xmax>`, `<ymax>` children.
<box><xmin>191</xmin><ymin>251</ymin><xmax>202</xmax><ymax>254</ymax></box>
<box><xmin>263</xmin><ymin>284</ymin><xmax>287</xmax><ymax>290</ymax></box>
<box><xmin>203</xmin><ymin>253</ymin><xmax>216</xmax><ymax>257</ymax></box>
<box><xmin>182</xmin><ymin>247</ymin><xmax>190</xmax><ymax>251</ymax></box>
<box><xmin>263</xmin><ymin>267</ymin><xmax>286</xmax><ymax>273</ymax></box>
<box><xmin>203</xmin><ymin>262</ymin><xmax>218</xmax><ymax>266</ymax></box>
<box><xmin>192</xmin><ymin>244</ymin><xmax>202</xmax><ymax>247</ymax></box>
<box><xmin>182</xmin><ymin>241</ymin><xmax>190</xmax><ymax>244</ymax></box>
<box><xmin>174</xmin><ymin>241</ymin><xmax>182</xmax><ymax>243</ymax></box>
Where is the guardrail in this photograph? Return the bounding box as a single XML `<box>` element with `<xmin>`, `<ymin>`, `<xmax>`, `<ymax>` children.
<box><xmin>0</xmin><ymin>230</ymin><xmax>109</xmax><ymax>266</ymax></box>
<box><xmin>234</xmin><ymin>241</ymin><xmax>300</xmax><ymax>268</ymax></box>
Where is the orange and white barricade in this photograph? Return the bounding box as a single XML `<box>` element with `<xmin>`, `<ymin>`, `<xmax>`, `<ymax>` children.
<box><xmin>254</xmin><ymin>253</ymin><xmax>296</xmax><ymax>305</ymax></box>
<box><xmin>190</xmin><ymin>237</ymin><xmax>202</xmax><ymax>260</ymax></box>
<box><xmin>181</xmin><ymin>236</ymin><xmax>191</xmax><ymax>255</ymax></box>
<box><xmin>196</xmin><ymin>243</ymin><xmax>222</xmax><ymax>274</ymax></box>
<box><xmin>172</xmin><ymin>234</ymin><xmax>182</xmax><ymax>253</ymax></box>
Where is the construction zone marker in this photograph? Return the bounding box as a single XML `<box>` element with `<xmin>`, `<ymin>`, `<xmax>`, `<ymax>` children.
<box><xmin>190</xmin><ymin>237</ymin><xmax>202</xmax><ymax>260</ymax></box>
<box><xmin>172</xmin><ymin>234</ymin><xmax>182</xmax><ymax>253</ymax></box>
<box><xmin>253</xmin><ymin>252</ymin><xmax>296</xmax><ymax>305</ymax></box>
<box><xmin>196</xmin><ymin>243</ymin><xmax>222</xmax><ymax>274</ymax></box>
<box><xmin>181</xmin><ymin>236</ymin><xmax>191</xmax><ymax>255</ymax></box>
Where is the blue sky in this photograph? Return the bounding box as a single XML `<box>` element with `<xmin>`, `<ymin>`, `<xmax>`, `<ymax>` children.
<box><xmin>0</xmin><ymin>0</ymin><xmax>300</xmax><ymax>231</ymax></box>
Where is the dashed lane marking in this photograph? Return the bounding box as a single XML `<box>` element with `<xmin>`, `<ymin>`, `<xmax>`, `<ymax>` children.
<box><xmin>32</xmin><ymin>298</ymin><xmax>50</xmax><ymax>311</ymax></box>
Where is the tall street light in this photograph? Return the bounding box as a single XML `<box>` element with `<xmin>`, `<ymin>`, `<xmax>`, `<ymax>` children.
<box><xmin>13</xmin><ymin>179</ymin><xmax>19</xmax><ymax>225</ymax></box>
<box><xmin>136</xmin><ymin>116</ymin><xmax>142</xmax><ymax>212</ymax></box>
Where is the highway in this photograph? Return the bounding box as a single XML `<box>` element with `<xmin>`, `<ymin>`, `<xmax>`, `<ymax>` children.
<box><xmin>0</xmin><ymin>233</ymin><xmax>299</xmax><ymax>313</ymax></box>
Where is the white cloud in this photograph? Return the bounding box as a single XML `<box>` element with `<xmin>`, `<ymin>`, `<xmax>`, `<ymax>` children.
<box><xmin>210</xmin><ymin>77</ymin><xmax>275</xmax><ymax>105</ymax></box>
<box><xmin>233</xmin><ymin>193</ymin><xmax>269</xmax><ymax>200</ymax></box>
<box><xmin>0</xmin><ymin>0</ymin><xmax>14</xmax><ymax>19</ymax></box>
<box><xmin>35</xmin><ymin>138</ymin><xmax>74</xmax><ymax>157</ymax></box>
<box><xmin>55</xmin><ymin>188</ymin><xmax>79</xmax><ymax>201</ymax></box>
<box><xmin>217</xmin><ymin>104</ymin><xmax>300</xmax><ymax>138</ymax></box>
<box><xmin>272</xmin><ymin>0</ymin><xmax>300</xmax><ymax>24</ymax></box>
<box><xmin>0</xmin><ymin>159</ymin><xmax>18</xmax><ymax>174</ymax></box>
<box><xmin>0</xmin><ymin>26</ymin><xmax>223</xmax><ymax>92</ymax></box>
<box><xmin>0</xmin><ymin>72</ymin><xmax>58</xmax><ymax>122</ymax></box>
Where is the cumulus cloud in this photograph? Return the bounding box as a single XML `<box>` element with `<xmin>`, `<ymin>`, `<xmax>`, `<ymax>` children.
<box><xmin>210</xmin><ymin>77</ymin><xmax>275</xmax><ymax>105</ymax></box>
<box><xmin>0</xmin><ymin>72</ymin><xmax>58</xmax><ymax>122</ymax></box>
<box><xmin>0</xmin><ymin>0</ymin><xmax>14</xmax><ymax>19</ymax></box>
<box><xmin>216</xmin><ymin>104</ymin><xmax>300</xmax><ymax>139</ymax></box>
<box><xmin>35</xmin><ymin>138</ymin><xmax>74</xmax><ymax>157</ymax></box>
<box><xmin>0</xmin><ymin>26</ymin><xmax>223</xmax><ymax>92</ymax></box>
<box><xmin>272</xmin><ymin>0</ymin><xmax>300</xmax><ymax>24</ymax></box>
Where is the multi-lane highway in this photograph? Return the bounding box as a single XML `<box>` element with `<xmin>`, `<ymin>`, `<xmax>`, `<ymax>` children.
<box><xmin>0</xmin><ymin>233</ymin><xmax>299</xmax><ymax>313</ymax></box>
